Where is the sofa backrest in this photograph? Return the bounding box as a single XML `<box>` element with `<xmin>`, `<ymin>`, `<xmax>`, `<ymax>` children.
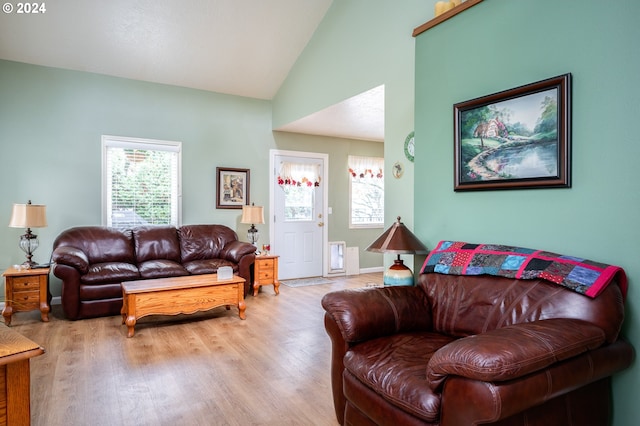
<box><xmin>133</xmin><ymin>226</ymin><xmax>181</xmax><ymax>263</ymax></box>
<box><xmin>178</xmin><ymin>224</ymin><xmax>239</xmax><ymax>262</ymax></box>
<box><xmin>418</xmin><ymin>273</ymin><xmax>625</xmax><ymax>343</ymax></box>
<box><xmin>52</xmin><ymin>226</ymin><xmax>136</xmax><ymax>264</ymax></box>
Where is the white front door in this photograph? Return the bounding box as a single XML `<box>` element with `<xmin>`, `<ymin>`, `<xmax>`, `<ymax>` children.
<box><xmin>270</xmin><ymin>150</ymin><xmax>327</xmax><ymax>280</ymax></box>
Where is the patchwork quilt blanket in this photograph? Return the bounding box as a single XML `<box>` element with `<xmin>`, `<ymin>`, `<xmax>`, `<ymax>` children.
<box><xmin>421</xmin><ymin>241</ymin><xmax>627</xmax><ymax>299</ymax></box>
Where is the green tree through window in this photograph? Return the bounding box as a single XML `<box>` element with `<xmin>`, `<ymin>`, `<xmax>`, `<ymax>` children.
<box><xmin>103</xmin><ymin>136</ymin><xmax>181</xmax><ymax>228</ymax></box>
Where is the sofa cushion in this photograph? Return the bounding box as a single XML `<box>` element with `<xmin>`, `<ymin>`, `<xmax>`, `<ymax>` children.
<box><xmin>426</xmin><ymin>318</ymin><xmax>607</xmax><ymax>391</ymax></box>
<box><xmin>183</xmin><ymin>259</ymin><xmax>237</xmax><ymax>275</ymax></box>
<box><xmin>80</xmin><ymin>262</ymin><xmax>140</xmax><ymax>285</ymax></box>
<box><xmin>138</xmin><ymin>260</ymin><xmax>189</xmax><ymax>279</ymax></box>
<box><xmin>179</xmin><ymin>224</ymin><xmax>238</xmax><ymax>262</ymax></box>
<box><xmin>343</xmin><ymin>331</ymin><xmax>456</xmax><ymax>423</ymax></box>
<box><xmin>53</xmin><ymin>226</ymin><xmax>136</xmax><ymax>264</ymax></box>
<box><xmin>420</xmin><ymin>273</ymin><xmax>626</xmax><ymax>343</ymax></box>
<box><xmin>133</xmin><ymin>226</ymin><xmax>182</xmax><ymax>263</ymax></box>
<box><xmin>79</xmin><ymin>282</ymin><xmax>123</xmax><ymax>301</ymax></box>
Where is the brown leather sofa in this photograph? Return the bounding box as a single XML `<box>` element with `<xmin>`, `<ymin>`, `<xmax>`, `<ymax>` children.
<box><xmin>51</xmin><ymin>225</ymin><xmax>256</xmax><ymax>320</ymax></box>
<box><xmin>322</xmin><ymin>273</ymin><xmax>634</xmax><ymax>425</ymax></box>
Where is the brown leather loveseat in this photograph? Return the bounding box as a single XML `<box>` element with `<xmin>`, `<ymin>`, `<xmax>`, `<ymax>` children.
<box><xmin>51</xmin><ymin>224</ymin><xmax>256</xmax><ymax>320</ymax></box>
<box><xmin>322</xmin><ymin>242</ymin><xmax>634</xmax><ymax>425</ymax></box>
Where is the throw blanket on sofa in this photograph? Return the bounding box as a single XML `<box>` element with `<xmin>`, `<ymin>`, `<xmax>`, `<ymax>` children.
<box><xmin>421</xmin><ymin>241</ymin><xmax>627</xmax><ymax>299</ymax></box>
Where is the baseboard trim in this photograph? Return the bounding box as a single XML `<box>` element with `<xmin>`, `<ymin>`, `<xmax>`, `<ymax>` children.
<box><xmin>359</xmin><ymin>266</ymin><xmax>384</xmax><ymax>274</ymax></box>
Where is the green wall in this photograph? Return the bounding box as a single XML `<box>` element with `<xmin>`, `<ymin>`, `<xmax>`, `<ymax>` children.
<box><xmin>273</xmin><ymin>0</ymin><xmax>427</xmax><ymax>269</ymax></box>
<box><xmin>274</xmin><ymin>131</ymin><xmax>384</xmax><ymax>269</ymax></box>
<box><xmin>0</xmin><ymin>61</ymin><xmax>269</xmax><ymax>296</ymax></box>
<box><xmin>0</xmin><ymin>60</ymin><xmax>274</xmax><ymax>287</ymax></box>
<box><xmin>414</xmin><ymin>0</ymin><xmax>639</xmax><ymax>423</ymax></box>
<box><xmin>0</xmin><ymin>58</ymin><xmax>388</xmax><ymax>297</ymax></box>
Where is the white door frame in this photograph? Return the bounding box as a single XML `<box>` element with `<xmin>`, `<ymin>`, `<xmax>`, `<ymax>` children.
<box><xmin>269</xmin><ymin>149</ymin><xmax>329</xmax><ymax>277</ymax></box>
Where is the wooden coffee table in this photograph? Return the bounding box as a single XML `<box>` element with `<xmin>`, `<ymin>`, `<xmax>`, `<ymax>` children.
<box><xmin>121</xmin><ymin>273</ymin><xmax>246</xmax><ymax>337</ymax></box>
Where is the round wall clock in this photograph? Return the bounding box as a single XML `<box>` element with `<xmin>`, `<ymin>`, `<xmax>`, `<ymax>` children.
<box><xmin>404</xmin><ymin>131</ymin><xmax>415</xmax><ymax>162</ymax></box>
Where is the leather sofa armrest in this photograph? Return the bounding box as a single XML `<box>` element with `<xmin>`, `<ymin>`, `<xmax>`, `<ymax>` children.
<box><xmin>427</xmin><ymin>318</ymin><xmax>606</xmax><ymax>391</ymax></box>
<box><xmin>51</xmin><ymin>246</ymin><xmax>89</xmax><ymax>274</ymax></box>
<box><xmin>220</xmin><ymin>240</ymin><xmax>256</xmax><ymax>263</ymax></box>
<box><xmin>321</xmin><ymin>286</ymin><xmax>431</xmax><ymax>344</ymax></box>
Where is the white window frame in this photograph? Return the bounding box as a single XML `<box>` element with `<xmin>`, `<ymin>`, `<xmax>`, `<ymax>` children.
<box><xmin>348</xmin><ymin>155</ymin><xmax>384</xmax><ymax>229</ymax></box>
<box><xmin>101</xmin><ymin>135</ymin><xmax>182</xmax><ymax>227</ymax></box>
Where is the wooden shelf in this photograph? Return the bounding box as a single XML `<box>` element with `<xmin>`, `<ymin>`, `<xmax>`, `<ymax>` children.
<box><xmin>413</xmin><ymin>0</ymin><xmax>483</xmax><ymax>37</ymax></box>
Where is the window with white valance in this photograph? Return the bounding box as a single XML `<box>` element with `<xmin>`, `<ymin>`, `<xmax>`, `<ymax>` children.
<box><xmin>348</xmin><ymin>155</ymin><xmax>384</xmax><ymax>228</ymax></box>
<box><xmin>278</xmin><ymin>162</ymin><xmax>321</xmax><ymax>187</ymax></box>
<box><xmin>348</xmin><ymin>156</ymin><xmax>384</xmax><ymax>179</ymax></box>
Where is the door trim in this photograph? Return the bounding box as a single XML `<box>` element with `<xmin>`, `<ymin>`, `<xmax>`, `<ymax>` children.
<box><xmin>269</xmin><ymin>149</ymin><xmax>329</xmax><ymax>277</ymax></box>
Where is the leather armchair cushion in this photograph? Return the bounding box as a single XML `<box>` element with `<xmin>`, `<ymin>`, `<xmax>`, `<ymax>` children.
<box><xmin>343</xmin><ymin>331</ymin><xmax>457</xmax><ymax>423</ymax></box>
<box><xmin>80</xmin><ymin>262</ymin><xmax>140</xmax><ymax>285</ymax></box>
<box><xmin>426</xmin><ymin>318</ymin><xmax>606</xmax><ymax>391</ymax></box>
<box><xmin>134</xmin><ymin>226</ymin><xmax>182</xmax><ymax>263</ymax></box>
<box><xmin>138</xmin><ymin>260</ymin><xmax>189</xmax><ymax>279</ymax></box>
<box><xmin>321</xmin><ymin>286</ymin><xmax>431</xmax><ymax>343</ymax></box>
<box><xmin>183</xmin><ymin>259</ymin><xmax>237</xmax><ymax>275</ymax></box>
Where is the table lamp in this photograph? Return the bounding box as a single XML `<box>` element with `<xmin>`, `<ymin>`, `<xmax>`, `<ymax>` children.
<box><xmin>8</xmin><ymin>200</ymin><xmax>48</xmax><ymax>268</ymax></box>
<box><xmin>241</xmin><ymin>203</ymin><xmax>264</xmax><ymax>246</ymax></box>
<box><xmin>366</xmin><ymin>216</ymin><xmax>428</xmax><ymax>286</ymax></box>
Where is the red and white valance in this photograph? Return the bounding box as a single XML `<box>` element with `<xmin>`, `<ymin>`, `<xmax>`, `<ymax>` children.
<box><xmin>277</xmin><ymin>162</ymin><xmax>321</xmax><ymax>187</ymax></box>
<box><xmin>348</xmin><ymin>156</ymin><xmax>383</xmax><ymax>180</ymax></box>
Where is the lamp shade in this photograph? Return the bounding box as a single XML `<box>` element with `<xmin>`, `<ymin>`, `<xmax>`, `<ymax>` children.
<box><xmin>366</xmin><ymin>216</ymin><xmax>428</xmax><ymax>286</ymax></box>
<box><xmin>240</xmin><ymin>205</ymin><xmax>264</xmax><ymax>225</ymax></box>
<box><xmin>366</xmin><ymin>216</ymin><xmax>427</xmax><ymax>254</ymax></box>
<box><xmin>8</xmin><ymin>202</ymin><xmax>48</xmax><ymax>228</ymax></box>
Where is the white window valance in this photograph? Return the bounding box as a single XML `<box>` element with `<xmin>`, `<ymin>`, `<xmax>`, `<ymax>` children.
<box><xmin>278</xmin><ymin>162</ymin><xmax>321</xmax><ymax>187</ymax></box>
<box><xmin>348</xmin><ymin>156</ymin><xmax>384</xmax><ymax>180</ymax></box>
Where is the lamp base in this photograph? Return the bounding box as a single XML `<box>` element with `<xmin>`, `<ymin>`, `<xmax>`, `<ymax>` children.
<box><xmin>18</xmin><ymin>230</ymin><xmax>40</xmax><ymax>269</ymax></box>
<box><xmin>383</xmin><ymin>258</ymin><xmax>414</xmax><ymax>286</ymax></box>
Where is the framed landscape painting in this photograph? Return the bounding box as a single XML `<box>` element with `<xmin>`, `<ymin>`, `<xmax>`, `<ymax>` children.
<box><xmin>453</xmin><ymin>74</ymin><xmax>571</xmax><ymax>191</ymax></box>
<box><xmin>216</xmin><ymin>167</ymin><xmax>250</xmax><ymax>209</ymax></box>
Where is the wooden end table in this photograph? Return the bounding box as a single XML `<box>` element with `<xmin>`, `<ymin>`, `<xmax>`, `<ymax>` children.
<box><xmin>121</xmin><ymin>273</ymin><xmax>246</xmax><ymax>337</ymax></box>
<box><xmin>253</xmin><ymin>254</ymin><xmax>280</xmax><ymax>296</ymax></box>
<box><xmin>0</xmin><ymin>325</ymin><xmax>44</xmax><ymax>425</ymax></box>
<box><xmin>2</xmin><ymin>267</ymin><xmax>51</xmax><ymax>326</ymax></box>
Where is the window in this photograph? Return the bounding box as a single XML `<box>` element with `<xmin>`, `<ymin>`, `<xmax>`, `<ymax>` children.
<box><xmin>348</xmin><ymin>156</ymin><xmax>384</xmax><ymax>228</ymax></box>
<box><xmin>102</xmin><ymin>136</ymin><xmax>181</xmax><ymax>228</ymax></box>
<box><xmin>278</xmin><ymin>161</ymin><xmax>321</xmax><ymax>222</ymax></box>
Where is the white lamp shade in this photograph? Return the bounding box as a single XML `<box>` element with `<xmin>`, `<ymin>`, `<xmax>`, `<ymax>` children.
<box><xmin>8</xmin><ymin>203</ymin><xmax>48</xmax><ymax>228</ymax></box>
<box><xmin>241</xmin><ymin>205</ymin><xmax>264</xmax><ymax>225</ymax></box>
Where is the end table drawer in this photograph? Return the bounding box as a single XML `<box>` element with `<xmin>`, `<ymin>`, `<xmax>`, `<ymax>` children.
<box><xmin>258</xmin><ymin>259</ymin><xmax>274</xmax><ymax>268</ymax></box>
<box><xmin>258</xmin><ymin>270</ymin><xmax>274</xmax><ymax>280</ymax></box>
<box><xmin>12</xmin><ymin>291</ymin><xmax>40</xmax><ymax>304</ymax></box>
<box><xmin>11</xmin><ymin>277</ymin><xmax>40</xmax><ymax>291</ymax></box>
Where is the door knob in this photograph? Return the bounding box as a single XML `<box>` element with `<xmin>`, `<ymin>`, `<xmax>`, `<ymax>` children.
<box><xmin>317</xmin><ymin>222</ymin><xmax>324</xmax><ymax>227</ymax></box>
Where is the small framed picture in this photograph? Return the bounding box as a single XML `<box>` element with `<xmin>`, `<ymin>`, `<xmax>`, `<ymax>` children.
<box><xmin>453</xmin><ymin>73</ymin><xmax>571</xmax><ymax>191</ymax></box>
<box><xmin>216</xmin><ymin>167</ymin><xmax>250</xmax><ymax>209</ymax></box>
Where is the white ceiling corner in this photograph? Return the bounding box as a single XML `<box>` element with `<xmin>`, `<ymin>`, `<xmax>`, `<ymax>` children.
<box><xmin>275</xmin><ymin>85</ymin><xmax>385</xmax><ymax>142</ymax></box>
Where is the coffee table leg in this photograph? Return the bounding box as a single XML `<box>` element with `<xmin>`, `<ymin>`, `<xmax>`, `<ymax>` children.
<box><xmin>125</xmin><ymin>315</ymin><xmax>137</xmax><ymax>338</ymax></box>
<box><xmin>238</xmin><ymin>300</ymin><xmax>246</xmax><ymax>320</ymax></box>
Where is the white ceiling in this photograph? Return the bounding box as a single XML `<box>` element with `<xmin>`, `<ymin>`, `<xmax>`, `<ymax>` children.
<box><xmin>0</xmin><ymin>0</ymin><xmax>384</xmax><ymax>142</ymax></box>
<box><xmin>275</xmin><ymin>85</ymin><xmax>384</xmax><ymax>142</ymax></box>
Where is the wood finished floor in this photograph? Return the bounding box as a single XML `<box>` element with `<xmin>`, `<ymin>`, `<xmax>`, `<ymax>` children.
<box><xmin>11</xmin><ymin>272</ymin><xmax>382</xmax><ymax>426</ymax></box>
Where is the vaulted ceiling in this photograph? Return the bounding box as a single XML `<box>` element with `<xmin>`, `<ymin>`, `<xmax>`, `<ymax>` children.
<box><xmin>0</xmin><ymin>0</ymin><xmax>384</xmax><ymax>141</ymax></box>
